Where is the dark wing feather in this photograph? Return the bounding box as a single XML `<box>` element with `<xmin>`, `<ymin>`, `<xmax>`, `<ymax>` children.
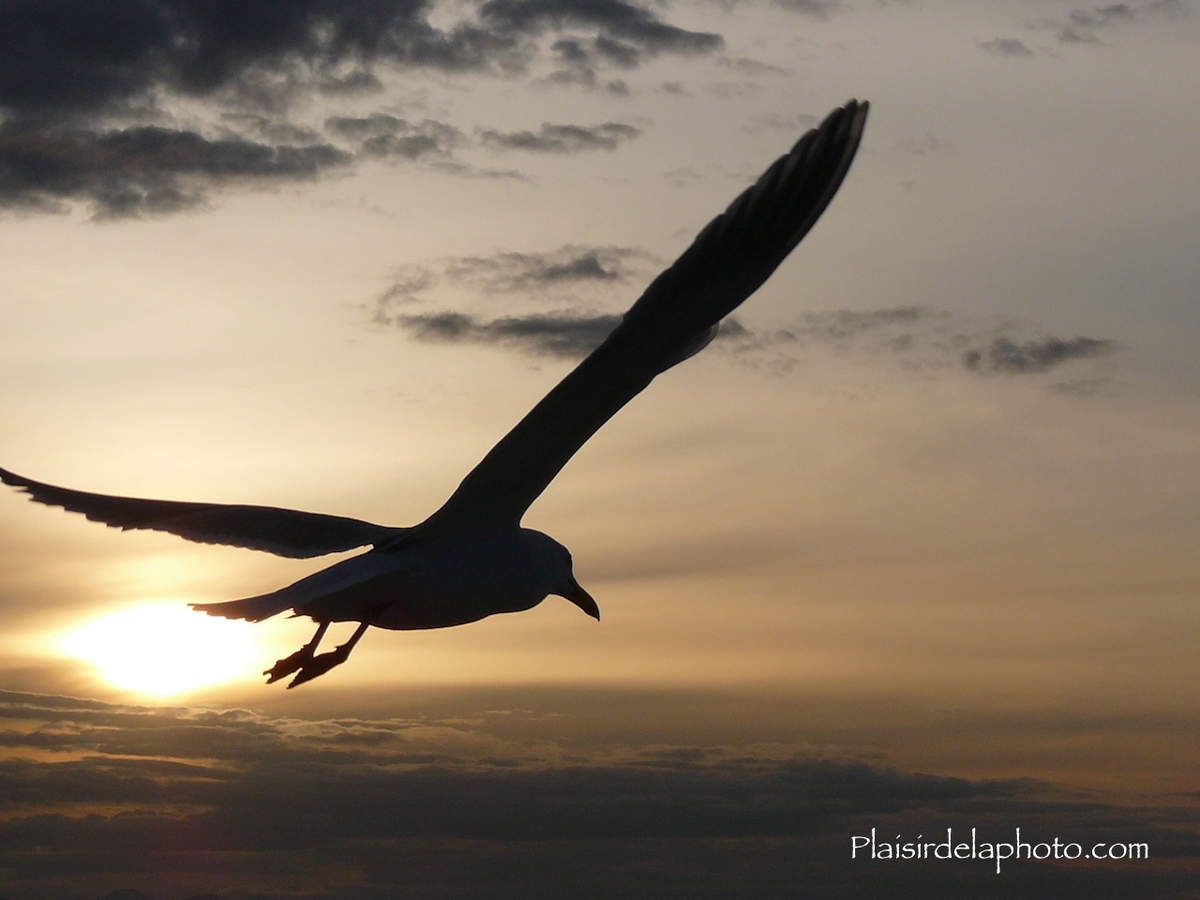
<box><xmin>0</xmin><ymin>467</ymin><xmax>400</xmax><ymax>559</ymax></box>
<box><xmin>432</xmin><ymin>100</ymin><xmax>869</xmax><ymax>527</ymax></box>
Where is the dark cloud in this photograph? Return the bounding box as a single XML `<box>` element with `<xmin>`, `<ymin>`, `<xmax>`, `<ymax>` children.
<box><xmin>479</xmin><ymin>0</ymin><xmax>723</xmax><ymax>56</ymax></box>
<box><xmin>444</xmin><ymin>246</ymin><xmax>643</xmax><ymax>291</ymax></box>
<box><xmin>0</xmin><ymin>0</ymin><xmax>716</xmax><ymax>218</ymax></box>
<box><xmin>0</xmin><ymin>689</ymin><xmax>1197</xmax><ymax>898</ymax></box>
<box><xmin>0</xmin><ymin>122</ymin><xmax>351</xmax><ymax>219</ymax></box>
<box><xmin>373</xmin><ymin>245</ymin><xmax>649</xmax><ymax>325</ymax></box>
<box><xmin>541</xmin><ymin>37</ymin><xmax>640</xmax><ymax>93</ymax></box>
<box><xmin>963</xmin><ymin>336</ymin><xmax>1116</xmax><ymax>375</ymax></box>
<box><xmin>326</xmin><ymin>113</ymin><xmax>410</xmax><ymax>142</ymax></box>
<box><xmin>394</xmin><ymin>311</ymin><xmax>622</xmax><ymax>357</ymax></box>
<box><xmin>539</xmin><ymin>33</ymin><xmax>645</xmax><ymax>93</ymax></box>
<box><xmin>0</xmin><ymin>1</ymin><xmax>526</xmax><ymax>124</ymax></box>
<box><xmin>389</xmin><ymin>309</ymin><xmax>763</xmax><ymax>361</ymax></box>
<box><xmin>326</xmin><ymin>115</ymin><xmax>463</xmax><ymax>160</ymax></box>
<box><xmin>978</xmin><ymin>37</ymin><xmax>1036</xmax><ymax>58</ymax></box>
<box><xmin>222</xmin><ymin>113</ymin><xmax>322</xmax><ymax>145</ymax></box>
<box><xmin>480</xmin><ymin>121</ymin><xmax>641</xmax><ymax>153</ymax></box>
<box><xmin>594</xmin><ymin>35</ymin><xmax>643</xmax><ymax>68</ymax></box>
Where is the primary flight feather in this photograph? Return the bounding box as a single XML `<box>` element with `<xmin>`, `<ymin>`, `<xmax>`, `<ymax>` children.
<box><xmin>1</xmin><ymin>100</ymin><xmax>869</xmax><ymax>687</ymax></box>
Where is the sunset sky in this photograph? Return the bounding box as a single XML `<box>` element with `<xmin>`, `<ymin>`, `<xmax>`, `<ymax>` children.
<box><xmin>1</xmin><ymin>1</ymin><xmax>1197</xmax><ymax>897</ymax></box>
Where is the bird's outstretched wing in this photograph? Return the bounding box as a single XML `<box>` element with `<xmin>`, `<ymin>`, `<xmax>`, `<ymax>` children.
<box><xmin>0</xmin><ymin>467</ymin><xmax>401</xmax><ymax>559</ymax></box>
<box><xmin>432</xmin><ymin>100</ymin><xmax>869</xmax><ymax>528</ymax></box>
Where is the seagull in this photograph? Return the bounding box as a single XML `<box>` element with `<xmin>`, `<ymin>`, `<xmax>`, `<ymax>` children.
<box><xmin>1</xmin><ymin>100</ymin><xmax>869</xmax><ymax>688</ymax></box>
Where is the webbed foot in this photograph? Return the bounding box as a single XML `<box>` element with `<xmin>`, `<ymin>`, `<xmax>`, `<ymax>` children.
<box><xmin>264</xmin><ymin>648</ymin><xmax>313</xmax><ymax>684</ymax></box>
<box><xmin>286</xmin><ymin>645</ymin><xmax>351</xmax><ymax>689</ymax></box>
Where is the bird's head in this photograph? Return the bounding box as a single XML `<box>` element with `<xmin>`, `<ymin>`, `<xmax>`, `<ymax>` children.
<box><xmin>526</xmin><ymin>530</ymin><xmax>599</xmax><ymax>620</ymax></box>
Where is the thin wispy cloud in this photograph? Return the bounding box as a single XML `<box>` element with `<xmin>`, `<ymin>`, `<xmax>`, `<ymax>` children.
<box><xmin>394</xmin><ymin>311</ymin><xmax>623</xmax><ymax>358</ymax></box>
<box><xmin>445</xmin><ymin>247</ymin><xmax>645</xmax><ymax>291</ymax></box>
<box><xmin>479</xmin><ymin>0</ymin><xmax>724</xmax><ymax>57</ymax></box>
<box><xmin>375</xmin><ymin>256</ymin><xmax>1118</xmax><ymax>387</ymax></box>
<box><xmin>479</xmin><ymin>121</ymin><xmax>642</xmax><ymax>153</ymax></box>
<box><xmin>1068</xmin><ymin>0</ymin><xmax>1183</xmax><ymax>29</ymax></box>
<box><xmin>1028</xmin><ymin>1</ymin><xmax>1185</xmax><ymax>46</ymax></box>
<box><xmin>978</xmin><ymin>37</ymin><xmax>1036</xmax><ymax>58</ymax></box>
<box><xmin>963</xmin><ymin>336</ymin><xmax>1116</xmax><ymax>375</ymax></box>
<box><xmin>542</xmin><ymin>35</ymin><xmax>644</xmax><ymax>92</ymax></box>
<box><xmin>375</xmin><ymin>245</ymin><xmax>650</xmax><ymax>310</ymax></box>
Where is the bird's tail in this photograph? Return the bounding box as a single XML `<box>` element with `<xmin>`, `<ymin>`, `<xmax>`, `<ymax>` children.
<box><xmin>190</xmin><ymin>591</ymin><xmax>293</xmax><ymax>622</ymax></box>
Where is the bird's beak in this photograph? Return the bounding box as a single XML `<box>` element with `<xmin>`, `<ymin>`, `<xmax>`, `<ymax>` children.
<box><xmin>561</xmin><ymin>574</ymin><xmax>600</xmax><ymax>620</ymax></box>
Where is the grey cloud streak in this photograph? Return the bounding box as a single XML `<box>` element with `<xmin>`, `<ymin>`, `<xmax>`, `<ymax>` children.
<box><xmin>376</xmin><ymin>244</ymin><xmax>650</xmax><ymax>308</ymax></box>
<box><xmin>480</xmin><ymin>121</ymin><xmax>642</xmax><ymax>153</ymax></box>
<box><xmin>394</xmin><ymin>311</ymin><xmax>623</xmax><ymax>358</ymax></box>
<box><xmin>327</xmin><ymin>114</ymin><xmax>464</xmax><ymax>160</ymax></box>
<box><xmin>0</xmin><ymin>122</ymin><xmax>351</xmax><ymax>219</ymax></box>
<box><xmin>963</xmin><ymin>336</ymin><xmax>1116</xmax><ymax>375</ymax></box>
<box><xmin>978</xmin><ymin>37</ymin><xmax>1036</xmax><ymax>58</ymax></box>
<box><xmin>444</xmin><ymin>246</ymin><xmax>644</xmax><ymax>290</ymax></box>
<box><xmin>480</xmin><ymin>0</ymin><xmax>723</xmax><ymax>56</ymax></box>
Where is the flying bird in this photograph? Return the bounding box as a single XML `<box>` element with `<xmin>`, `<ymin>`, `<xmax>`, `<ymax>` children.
<box><xmin>1</xmin><ymin>100</ymin><xmax>869</xmax><ymax>688</ymax></box>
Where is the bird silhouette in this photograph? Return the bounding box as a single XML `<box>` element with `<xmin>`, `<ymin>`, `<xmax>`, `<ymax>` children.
<box><xmin>1</xmin><ymin>100</ymin><xmax>869</xmax><ymax>688</ymax></box>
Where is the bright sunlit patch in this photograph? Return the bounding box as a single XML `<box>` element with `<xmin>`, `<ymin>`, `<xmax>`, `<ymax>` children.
<box><xmin>58</xmin><ymin>603</ymin><xmax>259</xmax><ymax>697</ymax></box>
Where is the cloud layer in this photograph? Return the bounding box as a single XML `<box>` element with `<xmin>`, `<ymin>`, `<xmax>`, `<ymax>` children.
<box><xmin>963</xmin><ymin>336</ymin><xmax>1116</xmax><ymax>375</ymax></box>
<box><xmin>480</xmin><ymin>121</ymin><xmax>641</xmax><ymax>153</ymax></box>
<box><xmin>1</xmin><ymin>688</ymin><xmax>1197</xmax><ymax>898</ymax></box>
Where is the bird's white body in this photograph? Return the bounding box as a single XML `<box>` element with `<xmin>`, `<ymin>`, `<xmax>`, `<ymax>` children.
<box><xmin>262</xmin><ymin>529</ymin><xmax>569</xmax><ymax>630</ymax></box>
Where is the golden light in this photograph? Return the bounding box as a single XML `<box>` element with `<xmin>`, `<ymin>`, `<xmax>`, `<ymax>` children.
<box><xmin>58</xmin><ymin>602</ymin><xmax>260</xmax><ymax>697</ymax></box>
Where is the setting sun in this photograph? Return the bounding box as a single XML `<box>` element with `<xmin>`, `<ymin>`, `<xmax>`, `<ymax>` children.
<box><xmin>58</xmin><ymin>603</ymin><xmax>260</xmax><ymax>697</ymax></box>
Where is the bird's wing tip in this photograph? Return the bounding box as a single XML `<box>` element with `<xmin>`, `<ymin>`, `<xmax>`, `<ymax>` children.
<box><xmin>0</xmin><ymin>467</ymin><xmax>33</xmax><ymax>494</ymax></box>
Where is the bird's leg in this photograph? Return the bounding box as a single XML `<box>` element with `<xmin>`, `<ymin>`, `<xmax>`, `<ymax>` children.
<box><xmin>287</xmin><ymin>621</ymin><xmax>370</xmax><ymax>689</ymax></box>
<box><xmin>264</xmin><ymin>621</ymin><xmax>329</xmax><ymax>684</ymax></box>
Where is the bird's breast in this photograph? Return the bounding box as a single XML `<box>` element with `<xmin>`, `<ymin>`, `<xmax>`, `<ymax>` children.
<box><xmin>363</xmin><ymin>533</ymin><xmax>553</xmax><ymax>630</ymax></box>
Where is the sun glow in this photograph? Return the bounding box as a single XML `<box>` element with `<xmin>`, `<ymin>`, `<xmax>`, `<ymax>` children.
<box><xmin>58</xmin><ymin>603</ymin><xmax>260</xmax><ymax>697</ymax></box>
